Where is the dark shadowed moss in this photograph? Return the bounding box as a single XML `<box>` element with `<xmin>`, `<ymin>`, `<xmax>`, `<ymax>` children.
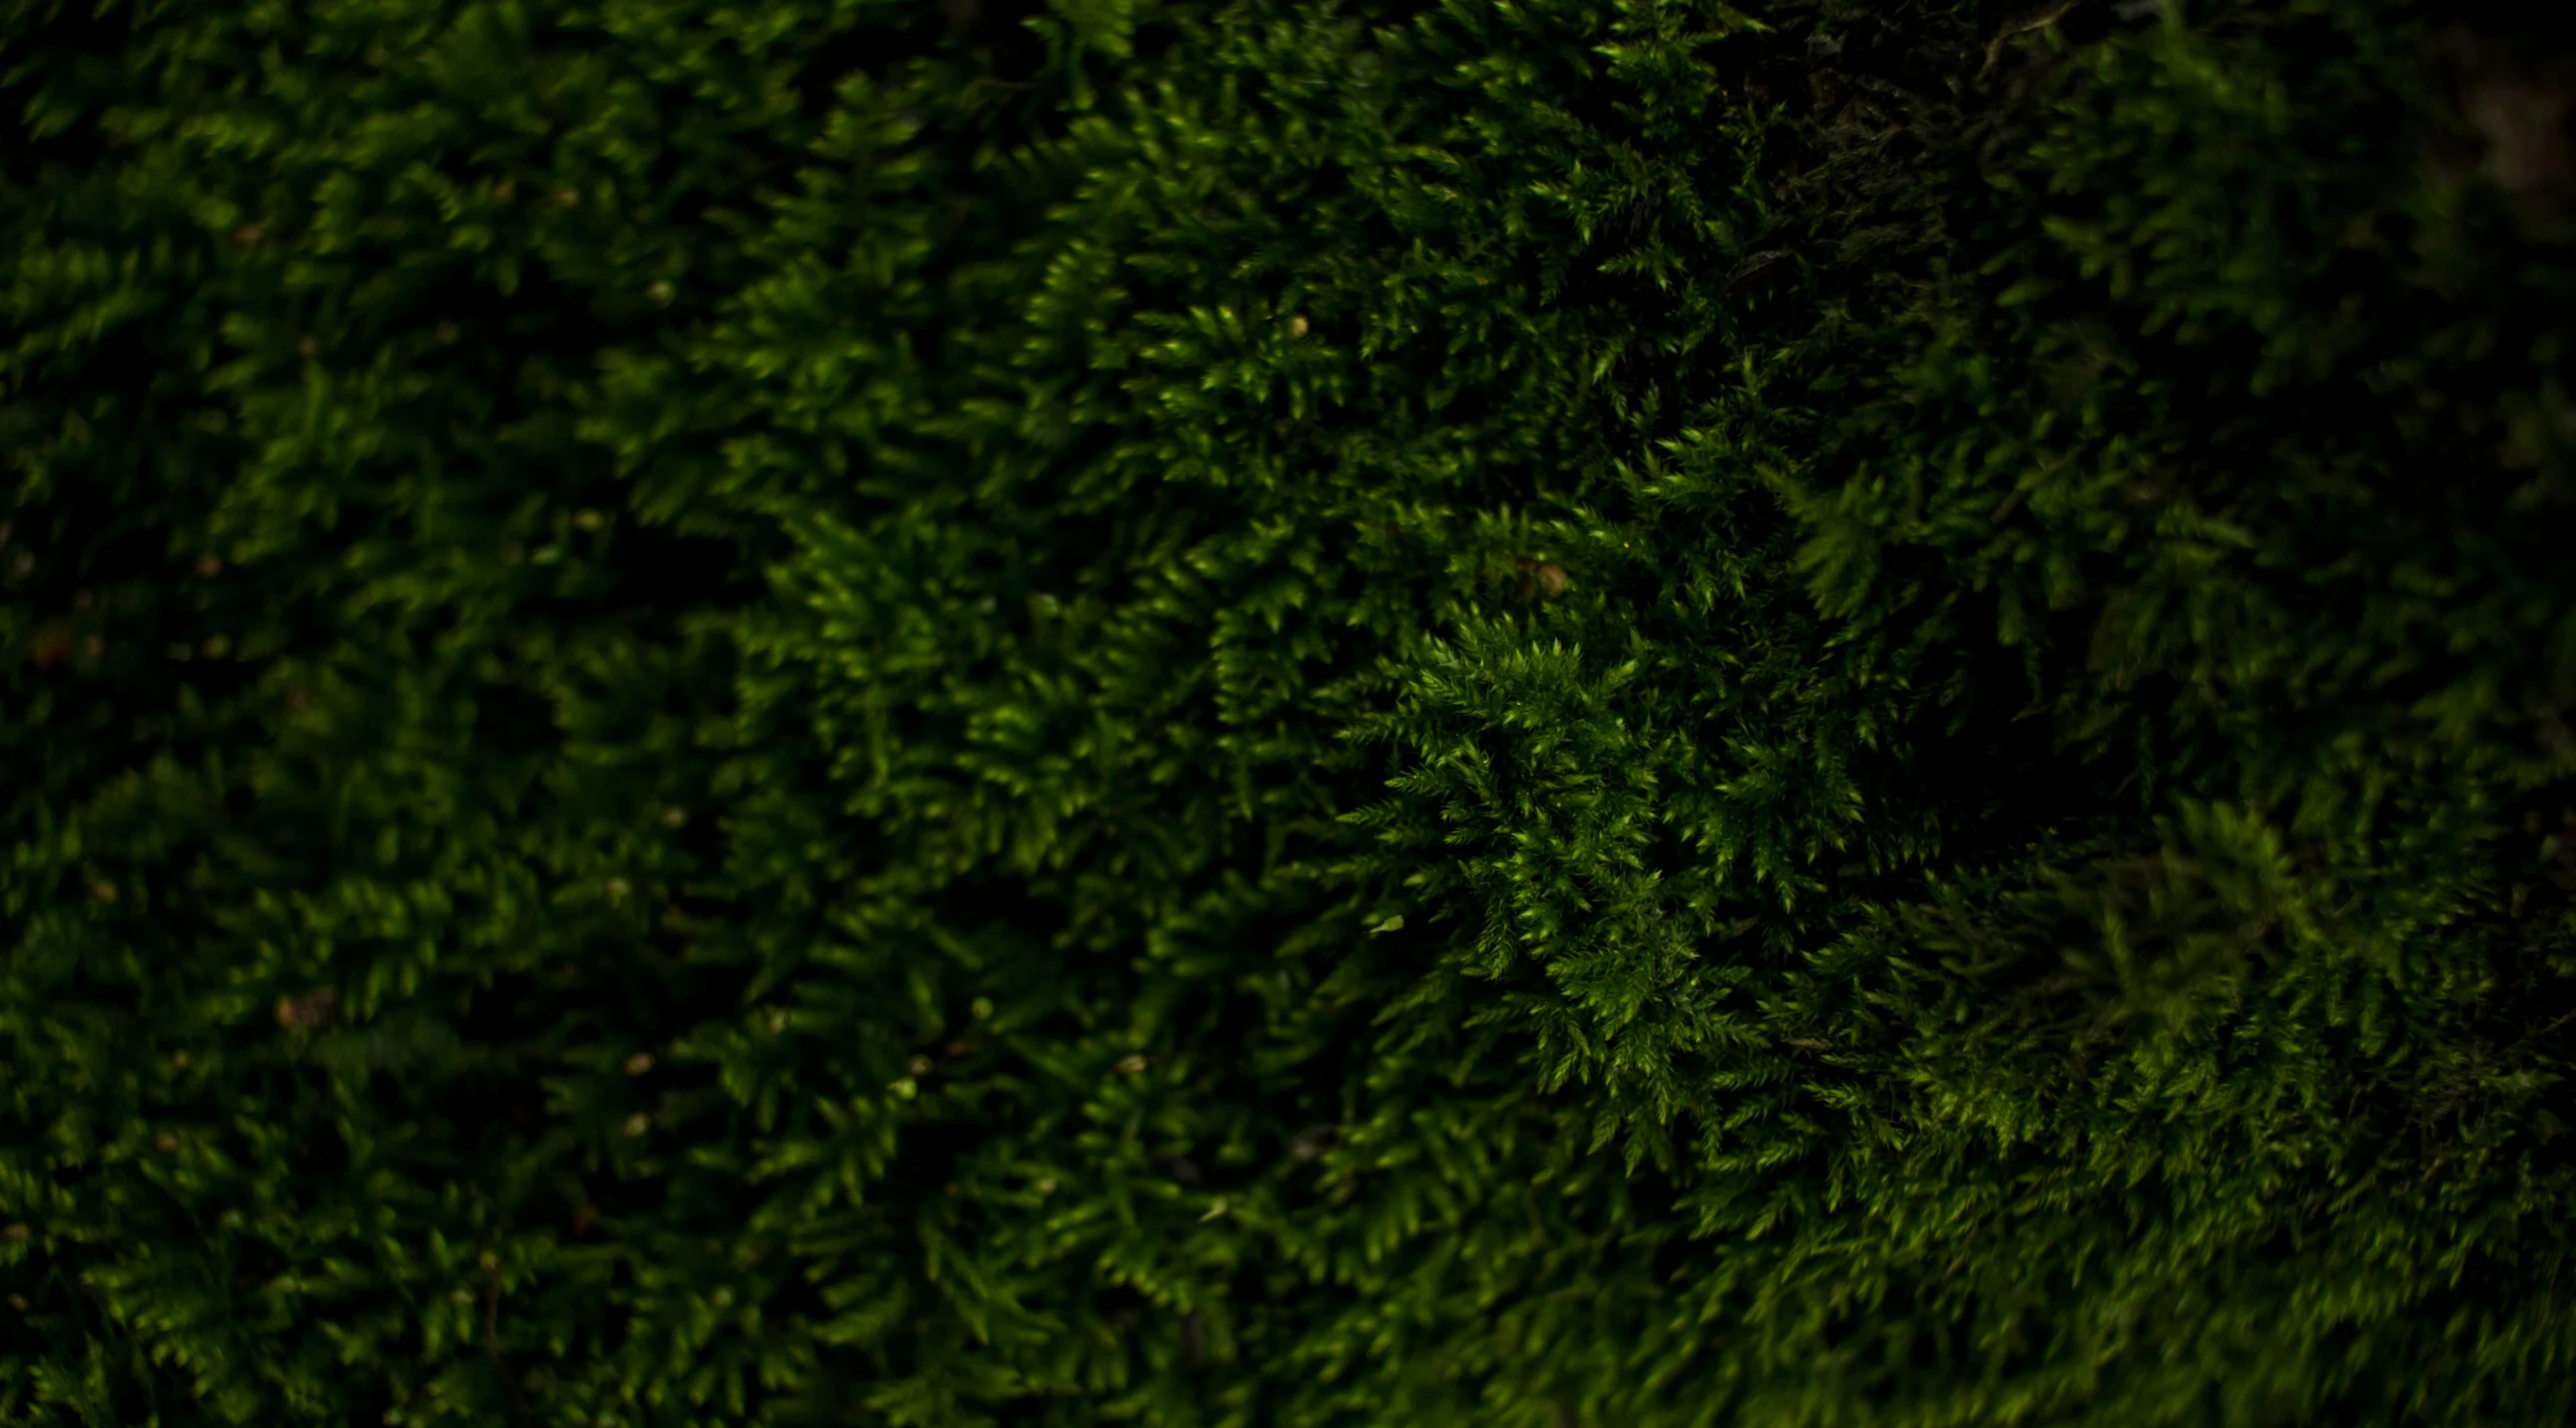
<box><xmin>4</xmin><ymin>0</ymin><xmax>2571</xmax><ymax>1423</ymax></box>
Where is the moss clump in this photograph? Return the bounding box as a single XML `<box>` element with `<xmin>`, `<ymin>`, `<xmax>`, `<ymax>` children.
<box><xmin>4</xmin><ymin>0</ymin><xmax>2572</xmax><ymax>1423</ymax></box>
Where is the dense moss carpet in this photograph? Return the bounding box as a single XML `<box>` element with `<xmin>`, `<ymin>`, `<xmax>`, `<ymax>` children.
<box><xmin>6</xmin><ymin>0</ymin><xmax>2575</xmax><ymax>1422</ymax></box>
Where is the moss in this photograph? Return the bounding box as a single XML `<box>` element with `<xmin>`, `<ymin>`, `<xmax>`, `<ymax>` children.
<box><xmin>3</xmin><ymin>0</ymin><xmax>2572</xmax><ymax>1422</ymax></box>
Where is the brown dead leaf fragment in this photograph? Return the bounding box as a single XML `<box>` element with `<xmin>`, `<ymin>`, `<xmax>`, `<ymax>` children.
<box><xmin>276</xmin><ymin>988</ymin><xmax>339</xmax><ymax>1030</ymax></box>
<box><xmin>1510</xmin><ymin>558</ymin><xmax>1569</xmax><ymax>598</ymax></box>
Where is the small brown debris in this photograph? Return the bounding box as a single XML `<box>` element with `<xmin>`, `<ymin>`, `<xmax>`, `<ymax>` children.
<box><xmin>1288</xmin><ymin>1124</ymin><xmax>1340</xmax><ymax>1161</ymax></box>
<box><xmin>1508</xmin><ymin>559</ymin><xmax>1567</xmax><ymax>599</ymax></box>
<box><xmin>275</xmin><ymin>987</ymin><xmax>339</xmax><ymax>1030</ymax></box>
<box><xmin>2</xmin><ymin>1223</ymin><xmax>29</xmax><ymax>1240</ymax></box>
<box><xmin>908</xmin><ymin>1055</ymin><xmax>935</xmax><ymax>1076</ymax></box>
<box><xmin>660</xmin><ymin>807</ymin><xmax>688</xmax><ymax>827</ymax></box>
<box><xmin>31</xmin><ymin>625</ymin><xmax>74</xmax><ymax>670</ymax></box>
<box><xmin>493</xmin><ymin>180</ymin><xmax>516</xmax><ymax>202</ymax></box>
<box><xmin>195</xmin><ymin>554</ymin><xmax>223</xmax><ymax>578</ymax></box>
<box><xmin>551</xmin><ymin>187</ymin><xmax>582</xmax><ymax>208</ymax></box>
<box><xmin>645</xmin><ymin>282</ymin><xmax>676</xmax><ymax>308</ymax></box>
<box><xmin>88</xmin><ymin>880</ymin><xmax>118</xmax><ymax>904</ymax></box>
<box><xmin>154</xmin><ymin>1132</ymin><xmax>179</xmax><ymax>1152</ymax></box>
<box><xmin>286</xmin><ymin>687</ymin><xmax>311</xmax><ymax>712</ymax></box>
<box><xmin>623</xmin><ymin>1052</ymin><xmax>654</xmax><ymax>1076</ymax></box>
<box><xmin>295</xmin><ymin>337</ymin><xmax>320</xmax><ymax>360</ymax></box>
<box><xmin>231</xmin><ymin>223</ymin><xmax>266</xmax><ymax>249</ymax></box>
<box><xmin>1979</xmin><ymin>1</ymin><xmax>2076</xmax><ymax>82</ymax></box>
<box><xmin>1113</xmin><ymin>1054</ymin><xmax>1149</xmax><ymax>1076</ymax></box>
<box><xmin>1725</xmin><ymin>250</ymin><xmax>1793</xmax><ymax>297</ymax></box>
<box><xmin>2438</xmin><ymin>27</ymin><xmax>2576</xmax><ymax>215</ymax></box>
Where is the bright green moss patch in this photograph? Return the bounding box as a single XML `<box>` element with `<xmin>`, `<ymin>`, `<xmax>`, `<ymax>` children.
<box><xmin>5</xmin><ymin>0</ymin><xmax>2574</xmax><ymax>1423</ymax></box>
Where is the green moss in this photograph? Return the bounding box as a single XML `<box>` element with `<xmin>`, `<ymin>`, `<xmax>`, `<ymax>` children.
<box><xmin>4</xmin><ymin>0</ymin><xmax>2572</xmax><ymax>1422</ymax></box>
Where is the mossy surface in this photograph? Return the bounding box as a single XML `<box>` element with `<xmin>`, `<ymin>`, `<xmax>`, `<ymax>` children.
<box><xmin>4</xmin><ymin>0</ymin><xmax>2573</xmax><ymax>1423</ymax></box>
